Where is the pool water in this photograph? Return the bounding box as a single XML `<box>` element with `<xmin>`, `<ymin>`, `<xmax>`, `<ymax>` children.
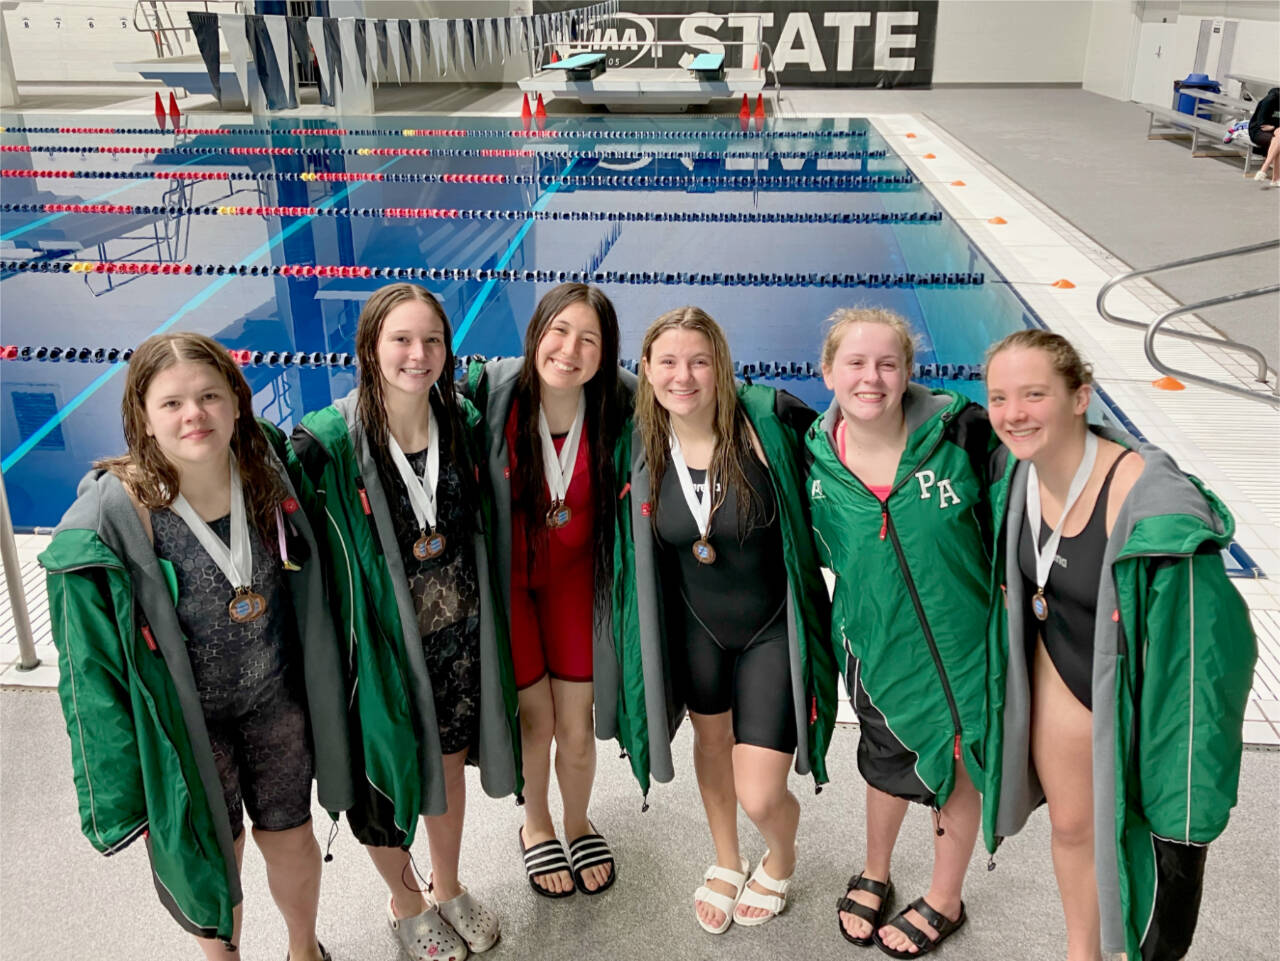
<box><xmin>1</xmin><ymin>114</ymin><xmax>1040</xmax><ymax>529</ymax></box>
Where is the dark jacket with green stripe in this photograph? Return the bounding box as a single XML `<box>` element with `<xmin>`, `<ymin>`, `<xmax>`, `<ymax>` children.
<box><xmin>38</xmin><ymin>422</ymin><xmax>351</xmax><ymax>946</ymax></box>
<box><xmin>461</xmin><ymin>357</ymin><xmax>637</xmax><ymax>742</ymax></box>
<box><xmin>984</xmin><ymin>427</ymin><xmax>1256</xmax><ymax>960</ymax></box>
<box><xmin>611</xmin><ymin>383</ymin><xmax>838</xmax><ymax>797</ymax></box>
<box><xmin>288</xmin><ymin>389</ymin><xmax>521</xmax><ymax>841</ymax></box>
<box><xmin>806</xmin><ymin>385</ymin><xmax>994</xmax><ymax>809</ymax></box>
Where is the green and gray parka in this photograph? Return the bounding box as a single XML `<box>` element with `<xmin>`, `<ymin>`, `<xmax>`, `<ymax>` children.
<box><xmin>611</xmin><ymin>383</ymin><xmax>838</xmax><ymax>798</ymax></box>
<box><xmin>39</xmin><ymin>422</ymin><xmax>351</xmax><ymax>946</ymax></box>
<box><xmin>288</xmin><ymin>389</ymin><xmax>521</xmax><ymax>841</ymax></box>
<box><xmin>984</xmin><ymin>427</ymin><xmax>1256</xmax><ymax>961</ymax></box>
<box><xmin>462</xmin><ymin>357</ymin><xmax>637</xmax><ymax>742</ymax></box>
<box><xmin>807</xmin><ymin>385</ymin><xmax>993</xmax><ymax>810</ymax></box>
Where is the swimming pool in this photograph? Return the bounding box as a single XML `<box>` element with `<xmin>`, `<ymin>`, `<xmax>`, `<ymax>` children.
<box><xmin>1</xmin><ymin>114</ymin><xmax>1045</xmax><ymax>529</ymax></box>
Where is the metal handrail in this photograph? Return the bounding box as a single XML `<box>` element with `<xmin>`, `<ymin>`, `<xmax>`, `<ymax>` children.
<box><xmin>0</xmin><ymin>471</ymin><xmax>41</xmax><ymax>672</ymax></box>
<box><xmin>132</xmin><ymin>0</ymin><xmax>245</xmax><ymax>58</ymax></box>
<box><xmin>1097</xmin><ymin>239</ymin><xmax>1280</xmax><ymax>408</ymax></box>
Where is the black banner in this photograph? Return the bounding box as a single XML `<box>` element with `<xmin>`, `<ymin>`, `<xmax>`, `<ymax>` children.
<box><xmin>534</xmin><ymin>1</ymin><xmax>936</xmax><ymax>87</ymax></box>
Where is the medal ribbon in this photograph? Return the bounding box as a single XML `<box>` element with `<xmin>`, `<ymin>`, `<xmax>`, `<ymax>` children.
<box><xmin>537</xmin><ymin>393</ymin><xmax>586</xmax><ymax>505</ymax></box>
<box><xmin>170</xmin><ymin>455</ymin><xmax>254</xmax><ymax>592</ymax></box>
<box><xmin>1026</xmin><ymin>431</ymin><xmax>1098</xmax><ymax>600</ymax></box>
<box><xmin>387</xmin><ymin>405</ymin><xmax>441</xmax><ymax>533</ymax></box>
<box><xmin>669</xmin><ymin>430</ymin><xmax>714</xmax><ymax>540</ymax></box>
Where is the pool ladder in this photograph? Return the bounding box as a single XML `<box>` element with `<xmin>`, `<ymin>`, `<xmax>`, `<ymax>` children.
<box><xmin>1097</xmin><ymin>238</ymin><xmax>1279</xmax><ymax>408</ymax></box>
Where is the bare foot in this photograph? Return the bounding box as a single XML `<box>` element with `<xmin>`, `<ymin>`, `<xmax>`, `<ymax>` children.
<box><xmin>521</xmin><ymin>823</ymin><xmax>573</xmax><ymax>895</ymax></box>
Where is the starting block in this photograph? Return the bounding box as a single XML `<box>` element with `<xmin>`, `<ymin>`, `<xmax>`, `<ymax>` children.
<box><xmin>545</xmin><ymin>52</ymin><xmax>607</xmax><ymax>81</ymax></box>
<box><xmin>687</xmin><ymin>53</ymin><xmax>725</xmax><ymax>81</ymax></box>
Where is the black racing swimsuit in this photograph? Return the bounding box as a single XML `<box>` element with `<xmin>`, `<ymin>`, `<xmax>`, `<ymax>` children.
<box><xmin>1017</xmin><ymin>450</ymin><xmax>1133</xmax><ymax>711</ymax></box>
<box><xmin>151</xmin><ymin>509</ymin><xmax>314</xmax><ymax>837</ymax></box>
<box><xmin>655</xmin><ymin>451</ymin><xmax>796</xmax><ymax>754</ymax></box>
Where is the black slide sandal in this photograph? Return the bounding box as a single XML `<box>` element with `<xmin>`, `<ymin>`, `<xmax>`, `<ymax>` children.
<box><xmin>836</xmin><ymin>873</ymin><xmax>894</xmax><ymax>947</ymax></box>
<box><xmin>874</xmin><ymin>897</ymin><xmax>966</xmax><ymax>958</ymax></box>
<box><xmin>519</xmin><ymin>826</ymin><xmax>575</xmax><ymax>899</ymax></box>
<box><xmin>568</xmin><ymin>828</ymin><xmax>616</xmax><ymax>896</ymax></box>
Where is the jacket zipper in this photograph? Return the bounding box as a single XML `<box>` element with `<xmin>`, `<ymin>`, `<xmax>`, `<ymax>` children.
<box><xmin>828</xmin><ymin>411</ymin><xmax>965</xmax><ymax>760</ymax></box>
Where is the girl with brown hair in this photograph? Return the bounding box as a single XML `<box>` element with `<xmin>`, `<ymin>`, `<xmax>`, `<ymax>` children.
<box><xmin>290</xmin><ymin>283</ymin><xmax>520</xmax><ymax>961</ymax></box>
<box><xmin>612</xmin><ymin>307</ymin><xmax>837</xmax><ymax>935</ymax></box>
<box><xmin>463</xmin><ymin>282</ymin><xmax>631</xmax><ymax>898</ymax></box>
<box><xmin>41</xmin><ymin>332</ymin><xmax>349</xmax><ymax>959</ymax></box>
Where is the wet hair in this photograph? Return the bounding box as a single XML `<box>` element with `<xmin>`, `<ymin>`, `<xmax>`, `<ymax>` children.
<box><xmin>819</xmin><ymin>306</ymin><xmax>917</xmax><ymax>372</ymax></box>
<box><xmin>354</xmin><ymin>283</ymin><xmax>466</xmax><ymax>479</ymax></box>
<box><xmin>97</xmin><ymin>331</ymin><xmax>285</xmax><ymax>543</ymax></box>
<box><xmin>512</xmin><ymin>283</ymin><xmax>623</xmax><ymax>604</ymax></box>
<box><xmin>636</xmin><ymin>306</ymin><xmax>764</xmax><ymax>529</ymax></box>
<box><xmin>984</xmin><ymin>329</ymin><xmax>1093</xmax><ymax>392</ymax></box>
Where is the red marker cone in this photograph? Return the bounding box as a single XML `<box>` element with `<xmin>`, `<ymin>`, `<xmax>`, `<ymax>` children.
<box><xmin>154</xmin><ymin>91</ymin><xmax>167</xmax><ymax>130</ymax></box>
<box><xmin>168</xmin><ymin>91</ymin><xmax>181</xmax><ymax>126</ymax></box>
<box><xmin>754</xmin><ymin>94</ymin><xmax>765</xmax><ymax>121</ymax></box>
<box><xmin>520</xmin><ymin>92</ymin><xmax>532</xmax><ymax>129</ymax></box>
<box><xmin>739</xmin><ymin>93</ymin><xmax>750</xmax><ymax>120</ymax></box>
<box><xmin>535</xmin><ymin>93</ymin><xmax>547</xmax><ymax>130</ymax></box>
<box><xmin>751</xmin><ymin>52</ymin><xmax>760</xmax><ymax>71</ymax></box>
<box><xmin>550</xmin><ymin>49</ymin><xmax>560</xmax><ymax>64</ymax></box>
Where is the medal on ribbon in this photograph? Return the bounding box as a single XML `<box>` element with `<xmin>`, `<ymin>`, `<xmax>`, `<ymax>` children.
<box><xmin>538</xmin><ymin>393</ymin><xmax>586</xmax><ymax>530</ymax></box>
<box><xmin>670</xmin><ymin>430</ymin><xmax>718</xmax><ymax>565</ymax></box>
<box><xmin>388</xmin><ymin>405</ymin><xmax>446</xmax><ymax>561</ymax></box>
<box><xmin>1026</xmin><ymin>431</ymin><xmax>1098</xmax><ymax>622</ymax></box>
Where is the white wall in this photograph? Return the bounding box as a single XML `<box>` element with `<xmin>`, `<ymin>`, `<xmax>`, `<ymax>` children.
<box><xmin>933</xmin><ymin>0</ymin><xmax>1093</xmax><ymax>84</ymax></box>
<box><xmin>1082</xmin><ymin>1</ymin><xmax>1142</xmax><ymax>100</ymax></box>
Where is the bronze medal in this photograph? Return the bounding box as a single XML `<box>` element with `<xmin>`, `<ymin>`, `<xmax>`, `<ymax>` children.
<box><xmin>228</xmin><ymin>588</ymin><xmax>267</xmax><ymax>623</ymax></box>
<box><xmin>1031</xmin><ymin>589</ymin><xmax>1049</xmax><ymax>621</ymax></box>
<box><xmin>546</xmin><ymin>503</ymin><xmax>572</xmax><ymax>529</ymax></box>
<box><xmin>413</xmin><ymin>530</ymin><xmax>446</xmax><ymax>560</ymax></box>
<box><xmin>692</xmin><ymin>538</ymin><xmax>716</xmax><ymax>565</ymax></box>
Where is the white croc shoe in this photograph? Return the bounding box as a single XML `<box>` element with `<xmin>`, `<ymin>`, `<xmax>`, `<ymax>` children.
<box><xmin>436</xmin><ymin>886</ymin><xmax>500</xmax><ymax>953</ymax></box>
<box><xmin>388</xmin><ymin>897</ymin><xmax>468</xmax><ymax>961</ymax></box>
<box><xmin>734</xmin><ymin>850</ymin><xmax>792</xmax><ymax>927</ymax></box>
<box><xmin>693</xmin><ymin>856</ymin><xmax>750</xmax><ymax>935</ymax></box>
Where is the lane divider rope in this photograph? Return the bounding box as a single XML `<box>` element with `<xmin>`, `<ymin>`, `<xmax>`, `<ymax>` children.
<box><xmin>4</xmin><ymin>125</ymin><xmax>869</xmax><ymax>141</ymax></box>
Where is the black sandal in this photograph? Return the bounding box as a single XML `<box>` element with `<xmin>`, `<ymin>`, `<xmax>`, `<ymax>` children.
<box><xmin>519</xmin><ymin>826</ymin><xmax>574</xmax><ymax>899</ymax></box>
<box><xmin>873</xmin><ymin>897</ymin><xmax>966</xmax><ymax>958</ymax></box>
<box><xmin>567</xmin><ymin>826</ymin><xmax>616</xmax><ymax>896</ymax></box>
<box><xmin>836</xmin><ymin>873</ymin><xmax>894</xmax><ymax>947</ymax></box>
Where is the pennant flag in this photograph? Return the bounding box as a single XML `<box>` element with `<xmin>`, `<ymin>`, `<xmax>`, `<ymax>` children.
<box><xmin>366</xmin><ymin>19</ymin><xmax>380</xmax><ymax>86</ymax></box>
<box><xmin>303</xmin><ymin>16</ymin><xmax>332</xmax><ymax>105</ymax></box>
<box><xmin>344</xmin><ymin>18</ymin><xmax>366</xmax><ymax>85</ymax></box>
<box><xmin>187</xmin><ymin>11</ymin><xmax>222</xmax><ymax>104</ymax></box>
<box><xmin>323</xmin><ymin>17</ymin><xmax>343</xmax><ymax>93</ymax></box>
<box><xmin>409</xmin><ymin>18</ymin><xmax>425</xmax><ymax>80</ymax></box>
<box><xmin>430</xmin><ymin>19</ymin><xmax>448</xmax><ymax>77</ymax></box>
<box><xmin>497</xmin><ymin>16</ymin><xmax>510</xmax><ymax>63</ymax></box>
<box><xmin>264</xmin><ymin>15</ymin><xmax>294</xmax><ymax>108</ymax></box>
<box><xmin>219</xmin><ymin>13</ymin><xmax>252</xmax><ymax>107</ymax></box>
<box><xmin>485</xmin><ymin>18</ymin><xmax>498</xmax><ymax>67</ymax></box>
<box><xmin>374</xmin><ymin>18</ymin><xmax>389</xmax><ymax>72</ymax></box>
<box><xmin>398</xmin><ymin>19</ymin><xmax>413</xmax><ymax>81</ymax></box>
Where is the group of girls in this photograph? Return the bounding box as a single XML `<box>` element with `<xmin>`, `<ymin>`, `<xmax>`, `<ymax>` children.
<box><xmin>42</xmin><ymin>281</ymin><xmax>1255</xmax><ymax>961</ymax></box>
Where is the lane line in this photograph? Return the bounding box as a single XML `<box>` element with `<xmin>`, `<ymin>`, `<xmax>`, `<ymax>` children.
<box><xmin>452</xmin><ymin>157</ymin><xmax>579</xmax><ymax>352</ymax></box>
<box><xmin>2</xmin><ymin>159</ymin><xmax>401</xmax><ymax>473</ymax></box>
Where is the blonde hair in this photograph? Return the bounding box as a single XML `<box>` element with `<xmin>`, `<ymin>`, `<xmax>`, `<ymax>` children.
<box><xmin>820</xmin><ymin>307</ymin><xmax>916</xmax><ymax>372</ymax></box>
<box><xmin>636</xmin><ymin>306</ymin><xmax>764</xmax><ymax>529</ymax></box>
<box><xmin>985</xmin><ymin>329</ymin><xmax>1093</xmax><ymax>391</ymax></box>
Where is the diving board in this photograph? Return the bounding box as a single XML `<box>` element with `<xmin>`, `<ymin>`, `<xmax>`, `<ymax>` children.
<box><xmin>687</xmin><ymin>53</ymin><xmax>725</xmax><ymax>81</ymax></box>
<box><xmin>519</xmin><ymin>66</ymin><xmax>765</xmax><ymax>111</ymax></box>
<box><xmin>545</xmin><ymin>52</ymin><xmax>607</xmax><ymax>81</ymax></box>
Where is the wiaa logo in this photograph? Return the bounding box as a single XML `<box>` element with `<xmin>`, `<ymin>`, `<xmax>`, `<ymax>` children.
<box><xmin>584</xmin><ymin>15</ymin><xmax>657</xmax><ymax>68</ymax></box>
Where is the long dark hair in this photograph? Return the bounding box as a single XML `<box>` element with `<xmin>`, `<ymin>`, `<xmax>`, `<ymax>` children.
<box><xmin>636</xmin><ymin>306</ymin><xmax>765</xmax><ymax>532</ymax></box>
<box><xmin>354</xmin><ymin>283</ymin><xmax>472</xmax><ymax>514</ymax></box>
<box><xmin>97</xmin><ymin>331</ymin><xmax>286</xmax><ymax>544</ymax></box>
<box><xmin>512</xmin><ymin>283</ymin><xmax>622</xmax><ymax>607</ymax></box>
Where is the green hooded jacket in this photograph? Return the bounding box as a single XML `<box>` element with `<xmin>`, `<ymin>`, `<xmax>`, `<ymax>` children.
<box><xmin>984</xmin><ymin>427</ymin><xmax>1256</xmax><ymax>960</ymax></box>
<box><xmin>611</xmin><ymin>383</ymin><xmax>838</xmax><ymax>798</ymax></box>
<box><xmin>288</xmin><ymin>389</ymin><xmax>521</xmax><ymax>843</ymax></box>
<box><xmin>806</xmin><ymin>385</ymin><xmax>994</xmax><ymax>809</ymax></box>
<box><xmin>38</xmin><ymin>422</ymin><xmax>351</xmax><ymax>946</ymax></box>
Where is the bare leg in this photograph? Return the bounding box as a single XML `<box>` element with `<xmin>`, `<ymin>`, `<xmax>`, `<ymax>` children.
<box><xmin>423</xmin><ymin>749</ymin><xmax>469</xmax><ymax>902</ymax></box>
<box><xmin>549</xmin><ymin>678</ymin><xmax>609</xmax><ymax>891</ymax></box>
<box><xmin>516</xmin><ymin>677</ymin><xmax>573</xmax><ymax>895</ymax></box>
<box><xmin>1265</xmin><ymin>133</ymin><xmax>1280</xmax><ymax>183</ymax></box>
<box><xmin>196</xmin><ymin>831</ymin><xmax>245</xmax><ymax>959</ymax></box>
<box><xmin>731</xmin><ymin>743</ymin><xmax>798</xmax><ymax>920</ymax></box>
<box><xmin>689</xmin><ymin>710</ymin><xmax>742</xmax><ymax>930</ymax></box>
<box><xmin>840</xmin><ymin>785</ymin><xmax>909</xmax><ymax>940</ymax></box>
<box><xmin>254</xmin><ymin>820</ymin><xmax>326</xmax><ymax>961</ymax></box>
<box><xmin>1032</xmin><ymin>640</ymin><xmax>1103</xmax><ymax>961</ymax></box>
<box><xmin>365</xmin><ymin>845</ymin><xmax>430</xmax><ymax>921</ymax></box>
<box><xmin>876</xmin><ymin>763</ymin><xmax>981</xmax><ymax>953</ymax></box>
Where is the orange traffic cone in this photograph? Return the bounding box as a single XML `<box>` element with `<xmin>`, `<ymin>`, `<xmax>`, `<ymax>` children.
<box><xmin>754</xmin><ymin>94</ymin><xmax>765</xmax><ymax>121</ymax></box>
<box><xmin>751</xmin><ymin>51</ymin><xmax>759</xmax><ymax>71</ymax></box>
<box><xmin>168</xmin><ymin>91</ymin><xmax>181</xmax><ymax>126</ymax></box>
<box><xmin>520</xmin><ymin>92</ymin><xmax>532</xmax><ymax>128</ymax></box>
<box><xmin>535</xmin><ymin>93</ymin><xmax>547</xmax><ymax>130</ymax></box>
<box><xmin>154</xmin><ymin>91</ymin><xmax>167</xmax><ymax>130</ymax></box>
<box><xmin>1152</xmin><ymin>375</ymin><xmax>1185</xmax><ymax>391</ymax></box>
<box><xmin>550</xmin><ymin>49</ymin><xmax>560</xmax><ymax>63</ymax></box>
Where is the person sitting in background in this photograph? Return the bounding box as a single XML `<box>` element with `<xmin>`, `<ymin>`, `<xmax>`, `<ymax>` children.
<box><xmin>1247</xmin><ymin>86</ymin><xmax>1278</xmax><ymax>186</ymax></box>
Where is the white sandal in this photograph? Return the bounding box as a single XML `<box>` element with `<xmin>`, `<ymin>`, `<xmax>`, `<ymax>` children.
<box><xmin>436</xmin><ymin>885</ymin><xmax>500</xmax><ymax>953</ymax></box>
<box><xmin>734</xmin><ymin>850</ymin><xmax>792</xmax><ymax>927</ymax></box>
<box><xmin>693</xmin><ymin>856</ymin><xmax>750</xmax><ymax>935</ymax></box>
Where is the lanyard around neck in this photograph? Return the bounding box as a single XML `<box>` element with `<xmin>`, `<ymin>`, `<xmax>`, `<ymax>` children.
<box><xmin>537</xmin><ymin>393</ymin><xmax>586</xmax><ymax>505</ymax></box>
<box><xmin>170</xmin><ymin>455</ymin><xmax>253</xmax><ymax>591</ymax></box>
<box><xmin>387</xmin><ymin>405</ymin><xmax>441</xmax><ymax>534</ymax></box>
<box><xmin>1026</xmin><ymin>430</ymin><xmax>1098</xmax><ymax>596</ymax></box>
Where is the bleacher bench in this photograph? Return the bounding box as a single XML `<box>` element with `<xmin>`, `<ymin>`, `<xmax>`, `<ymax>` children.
<box><xmin>687</xmin><ymin>53</ymin><xmax>725</xmax><ymax>81</ymax></box>
<box><xmin>1136</xmin><ymin>102</ymin><xmax>1258</xmax><ymax>174</ymax></box>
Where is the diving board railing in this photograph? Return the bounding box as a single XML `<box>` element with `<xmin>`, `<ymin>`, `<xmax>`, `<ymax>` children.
<box><xmin>0</xmin><ymin>471</ymin><xmax>40</xmax><ymax>673</ymax></box>
<box><xmin>1097</xmin><ymin>239</ymin><xmax>1280</xmax><ymax>408</ymax></box>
